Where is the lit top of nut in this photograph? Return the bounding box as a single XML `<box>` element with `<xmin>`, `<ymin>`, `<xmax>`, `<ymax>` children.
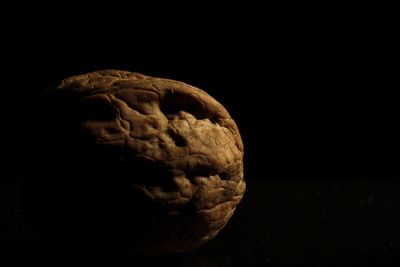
<box><xmin>55</xmin><ymin>70</ymin><xmax>243</xmax><ymax>180</ymax></box>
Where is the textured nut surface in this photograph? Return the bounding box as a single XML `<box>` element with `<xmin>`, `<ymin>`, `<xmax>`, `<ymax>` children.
<box><xmin>25</xmin><ymin>70</ymin><xmax>245</xmax><ymax>255</ymax></box>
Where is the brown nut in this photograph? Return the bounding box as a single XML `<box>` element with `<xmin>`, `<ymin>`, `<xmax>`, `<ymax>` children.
<box><xmin>23</xmin><ymin>70</ymin><xmax>245</xmax><ymax>255</ymax></box>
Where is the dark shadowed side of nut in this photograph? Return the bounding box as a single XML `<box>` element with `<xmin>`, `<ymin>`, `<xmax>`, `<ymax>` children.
<box><xmin>22</xmin><ymin>70</ymin><xmax>245</xmax><ymax>255</ymax></box>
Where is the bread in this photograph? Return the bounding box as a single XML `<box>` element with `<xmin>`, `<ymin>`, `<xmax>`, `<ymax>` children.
<box><xmin>23</xmin><ymin>70</ymin><xmax>245</xmax><ymax>255</ymax></box>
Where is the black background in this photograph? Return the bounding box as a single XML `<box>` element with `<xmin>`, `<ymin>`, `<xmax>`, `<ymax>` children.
<box><xmin>4</xmin><ymin>2</ymin><xmax>400</xmax><ymax>267</ymax></box>
<box><xmin>1</xmin><ymin>2</ymin><xmax>356</xmax><ymax>179</ymax></box>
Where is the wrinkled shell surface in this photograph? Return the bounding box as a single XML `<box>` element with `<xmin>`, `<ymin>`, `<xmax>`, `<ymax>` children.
<box><xmin>28</xmin><ymin>70</ymin><xmax>245</xmax><ymax>254</ymax></box>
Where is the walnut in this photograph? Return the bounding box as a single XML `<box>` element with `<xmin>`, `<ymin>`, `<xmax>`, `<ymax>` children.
<box><xmin>23</xmin><ymin>70</ymin><xmax>245</xmax><ymax>255</ymax></box>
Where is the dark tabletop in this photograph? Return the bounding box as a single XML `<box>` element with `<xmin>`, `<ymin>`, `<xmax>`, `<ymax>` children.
<box><xmin>1</xmin><ymin>177</ymin><xmax>400</xmax><ymax>267</ymax></box>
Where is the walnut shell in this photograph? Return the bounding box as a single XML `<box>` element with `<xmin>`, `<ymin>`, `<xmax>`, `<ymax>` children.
<box><xmin>24</xmin><ymin>70</ymin><xmax>245</xmax><ymax>255</ymax></box>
